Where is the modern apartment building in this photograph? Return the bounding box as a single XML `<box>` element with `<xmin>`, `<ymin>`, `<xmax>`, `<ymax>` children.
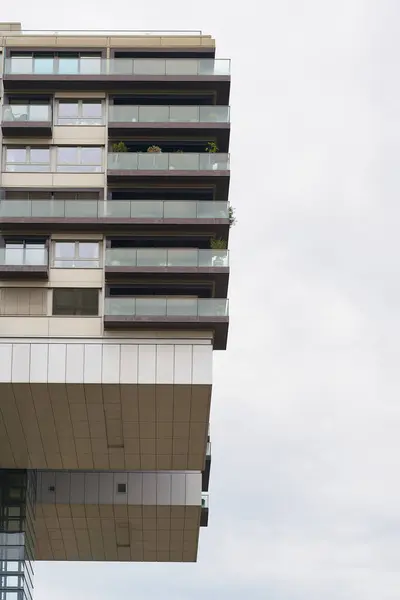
<box><xmin>0</xmin><ymin>23</ymin><xmax>231</xmax><ymax>600</ymax></box>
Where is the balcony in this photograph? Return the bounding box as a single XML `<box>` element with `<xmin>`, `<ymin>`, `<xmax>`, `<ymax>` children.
<box><xmin>0</xmin><ymin>246</ymin><xmax>48</xmax><ymax>279</ymax></box>
<box><xmin>108</xmin><ymin>151</ymin><xmax>229</xmax><ymax>172</ymax></box>
<box><xmin>3</xmin><ymin>58</ymin><xmax>231</xmax><ymax>102</ymax></box>
<box><xmin>1</xmin><ymin>104</ymin><xmax>52</xmax><ymax>136</ymax></box>
<box><xmin>108</xmin><ymin>105</ymin><xmax>230</xmax><ymax>146</ymax></box>
<box><xmin>201</xmin><ymin>493</ymin><xmax>209</xmax><ymax>527</ymax></box>
<box><xmin>0</xmin><ymin>200</ymin><xmax>230</xmax><ymax>237</ymax></box>
<box><xmin>105</xmin><ymin>249</ymin><xmax>229</xmax><ymax>296</ymax></box>
<box><xmin>104</xmin><ymin>297</ymin><xmax>229</xmax><ymax>350</ymax></box>
<box><xmin>107</xmin><ymin>152</ymin><xmax>230</xmax><ymax>196</ymax></box>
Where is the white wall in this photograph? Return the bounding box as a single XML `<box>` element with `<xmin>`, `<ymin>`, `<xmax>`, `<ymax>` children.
<box><xmin>0</xmin><ymin>339</ymin><xmax>213</xmax><ymax>384</ymax></box>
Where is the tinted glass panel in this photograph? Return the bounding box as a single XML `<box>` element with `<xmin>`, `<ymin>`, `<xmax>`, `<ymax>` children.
<box><xmin>52</xmin><ymin>289</ymin><xmax>98</xmax><ymax>315</ymax></box>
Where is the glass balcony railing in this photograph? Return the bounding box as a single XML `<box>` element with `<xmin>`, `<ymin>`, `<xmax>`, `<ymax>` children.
<box><xmin>0</xmin><ymin>200</ymin><xmax>229</xmax><ymax>220</ymax></box>
<box><xmin>5</xmin><ymin>58</ymin><xmax>230</xmax><ymax>76</ymax></box>
<box><xmin>104</xmin><ymin>297</ymin><xmax>228</xmax><ymax>317</ymax></box>
<box><xmin>108</xmin><ymin>152</ymin><xmax>230</xmax><ymax>171</ymax></box>
<box><xmin>2</xmin><ymin>104</ymin><xmax>51</xmax><ymax>122</ymax></box>
<box><xmin>108</xmin><ymin>105</ymin><xmax>230</xmax><ymax>123</ymax></box>
<box><xmin>106</xmin><ymin>248</ymin><xmax>229</xmax><ymax>268</ymax></box>
<box><xmin>0</xmin><ymin>247</ymin><xmax>48</xmax><ymax>266</ymax></box>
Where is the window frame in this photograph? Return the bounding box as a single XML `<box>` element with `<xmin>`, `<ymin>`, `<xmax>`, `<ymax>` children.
<box><xmin>52</xmin><ymin>240</ymin><xmax>101</xmax><ymax>269</ymax></box>
<box><xmin>4</xmin><ymin>145</ymin><xmax>51</xmax><ymax>172</ymax></box>
<box><xmin>55</xmin><ymin>146</ymin><xmax>103</xmax><ymax>173</ymax></box>
<box><xmin>52</xmin><ymin>288</ymin><xmax>100</xmax><ymax>316</ymax></box>
<box><xmin>56</xmin><ymin>99</ymin><xmax>104</xmax><ymax>126</ymax></box>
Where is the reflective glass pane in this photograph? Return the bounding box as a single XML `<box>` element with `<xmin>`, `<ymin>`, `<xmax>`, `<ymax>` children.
<box><xmin>6</xmin><ymin>149</ymin><xmax>27</xmax><ymax>163</ymax></box>
<box><xmin>167</xmin><ymin>298</ymin><xmax>198</xmax><ymax>316</ymax></box>
<box><xmin>29</xmin><ymin>105</ymin><xmax>50</xmax><ymax>121</ymax></box>
<box><xmin>33</xmin><ymin>57</ymin><xmax>54</xmax><ymax>74</ymax></box>
<box><xmin>80</xmin><ymin>57</ymin><xmax>102</xmax><ymax>74</ymax></box>
<box><xmin>57</xmin><ymin>147</ymin><xmax>78</xmax><ymax>164</ymax></box>
<box><xmin>7</xmin><ymin>105</ymin><xmax>28</xmax><ymax>120</ymax></box>
<box><xmin>25</xmin><ymin>245</ymin><xmax>46</xmax><ymax>265</ymax></box>
<box><xmin>55</xmin><ymin>242</ymin><xmax>75</xmax><ymax>259</ymax></box>
<box><xmin>136</xmin><ymin>298</ymin><xmax>167</xmax><ymax>315</ymax></box>
<box><xmin>5</xmin><ymin>244</ymin><xmax>24</xmax><ymax>265</ymax></box>
<box><xmin>78</xmin><ymin>242</ymin><xmax>99</xmax><ymax>259</ymax></box>
<box><xmin>139</xmin><ymin>106</ymin><xmax>169</xmax><ymax>122</ymax></box>
<box><xmin>133</xmin><ymin>59</ymin><xmax>166</xmax><ymax>75</ymax></box>
<box><xmin>169</xmin><ymin>106</ymin><xmax>199</xmax><ymax>122</ymax></box>
<box><xmin>30</xmin><ymin>149</ymin><xmax>50</xmax><ymax>163</ymax></box>
<box><xmin>58</xmin><ymin>57</ymin><xmax>79</xmax><ymax>74</ymax></box>
<box><xmin>82</xmin><ymin>102</ymin><xmax>102</xmax><ymax>118</ymax></box>
<box><xmin>10</xmin><ymin>57</ymin><xmax>33</xmax><ymax>74</ymax></box>
<box><xmin>58</xmin><ymin>102</ymin><xmax>79</xmax><ymax>117</ymax></box>
<box><xmin>81</xmin><ymin>147</ymin><xmax>101</xmax><ymax>164</ymax></box>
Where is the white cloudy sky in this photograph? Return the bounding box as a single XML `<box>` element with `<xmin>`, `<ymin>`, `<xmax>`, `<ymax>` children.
<box><xmin>2</xmin><ymin>1</ymin><xmax>400</xmax><ymax>598</ymax></box>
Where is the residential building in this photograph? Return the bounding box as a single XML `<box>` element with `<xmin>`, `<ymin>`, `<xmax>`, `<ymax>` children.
<box><xmin>0</xmin><ymin>22</ymin><xmax>231</xmax><ymax>600</ymax></box>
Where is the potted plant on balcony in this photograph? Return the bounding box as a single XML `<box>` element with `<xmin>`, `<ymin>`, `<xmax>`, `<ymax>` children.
<box><xmin>210</xmin><ymin>237</ymin><xmax>228</xmax><ymax>266</ymax></box>
<box><xmin>145</xmin><ymin>145</ymin><xmax>164</xmax><ymax>169</ymax></box>
<box><xmin>112</xmin><ymin>141</ymin><xmax>128</xmax><ymax>153</ymax></box>
<box><xmin>229</xmin><ymin>204</ymin><xmax>237</xmax><ymax>228</ymax></box>
<box><xmin>147</xmin><ymin>145</ymin><xmax>162</xmax><ymax>153</ymax></box>
<box><xmin>205</xmin><ymin>141</ymin><xmax>220</xmax><ymax>170</ymax></box>
<box><xmin>110</xmin><ymin>141</ymin><xmax>128</xmax><ymax>168</ymax></box>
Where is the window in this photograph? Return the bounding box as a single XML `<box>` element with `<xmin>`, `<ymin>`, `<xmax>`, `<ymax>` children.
<box><xmin>117</xmin><ymin>483</ymin><xmax>126</xmax><ymax>493</ymax></box>
<box><xmin>56</xmin><ymin>146</ymin><xmax>102</xmax><ymax>173</ymax></box>
<box><xmin>52</xmin><ymin>289</ymin><xmax>99</xmax><ymax>316</ymax></box>
<box><xmin>57</xmin><ymin>100</ymin><xmax>103</xmax><ymax>125</ymax></box>
<box><xmin>53</xmin><ymin>241</ymin><xmax>100</xmax><ymax>268</ymax></box>
<box><xmin>5</xmin><ymin>146</ymin><xmax>50</xmax><ymax>172</ymax></box>
<box><xmin>4</xmin><ymin>240</ymin><xmax>47</xmax><ymax>266</ymax></box>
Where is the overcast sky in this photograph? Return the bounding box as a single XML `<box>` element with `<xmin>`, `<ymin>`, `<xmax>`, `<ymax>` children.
<box><xmin>2</xmin><ymin>1</ymin><xmax>400</xmax><ymax>598</ymax></box>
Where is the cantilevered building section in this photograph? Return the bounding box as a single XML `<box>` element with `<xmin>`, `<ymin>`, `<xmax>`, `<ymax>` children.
<box><xmin>0</xmin><ymin>21</ymin><xmax>230</xmax><ymax>600</ymax></box>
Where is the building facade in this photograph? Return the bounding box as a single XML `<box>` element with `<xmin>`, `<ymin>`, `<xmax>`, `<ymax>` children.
<box><xmin>0</xmin><ymin>23</ymin><xmax>231</xmax><ymax>600</ymax></box>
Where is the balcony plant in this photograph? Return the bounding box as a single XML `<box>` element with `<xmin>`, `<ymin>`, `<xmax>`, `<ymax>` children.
<box><xmin>229</xmin><ymin>204</ymin><xmax>237</xmax><ymax>228</ymax></box>
<box><xmin>210</xmin><ymin>237</ymin><xmax>228</xmax><ymax>267</ymax></box>
<box><xmin>210</xmin><ymin>238</ymin><xmax>227</xmax><ymax>250</ymax></box>
<box><xmin>147</xmin><ymin>145</ymin><xmax>162</xmax><ymax>153</ymax></box>
<box><xmin>205</xmin><ymin>141</ymin><xmax>218</xmax><ymax>153</ymax></box>
<box><xmin>111</xmin><ymin>141</ymin><xmax>128</xmax><ymax>153</ymax></box>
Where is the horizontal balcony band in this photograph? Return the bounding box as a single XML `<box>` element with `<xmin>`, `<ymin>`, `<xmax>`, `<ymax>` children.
<box><xmin>5</xmin><ymin>58</ymin><xmax>230</xmax><ymax>76</ymax></box>
<box><xmin>0</xmin><ymin>200</ymin><xmax>229</xmax><ymax>220</ymax></box>
<box><xmin>108</xmin><ymin>152</ymin><xmax>229</xmax><ymax>171</ymax></box>
<box><xmin>108</xmin><ymin>105</ymin><xmax>230</xmax><ymax>123</ymax></box>
<box><xmin>106</xmin><ymin>248</ymin><xmax>229</xmax><ymax>268</ymax></box>
<box><xmin>2</xmin><ymin>105</ymin><xmax>52</xmax><ymax>136</ymax></box>
<box><xmin>104</xmin><ymin>297</ymin><xmax>228</xmax><ymax>349</ymax></box>
<box><xmin>105</xmin><ymin>297</ymin><xmax>228</xmax><ymax>318</ymax></box>
<box><xmin>105</xmin><ymin>249</ymin><xmax>229</xmax><ymax>296</ymax></box>
<box><xmin>0</xmin><ymin>248</ymin><xmax>49</xmax><ymax>278</ymax></box>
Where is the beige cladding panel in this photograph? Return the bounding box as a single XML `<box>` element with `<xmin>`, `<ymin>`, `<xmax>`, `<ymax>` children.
<box><xmin>2</xmin><ymin>173</ymin><xmax>105</xmax><ymax>187</ymax></box>
<box><xmin>53</xmin><ymin>126</ymin><xmax>106</xmax><ymax>145</ymax></box>
<box><xmin>49</xmin><ymin>268</ymin><xmax>103</xmax><ymax>286</ymax></box>
<box><xmin>3</xmin><ymin>34</ymin><xmax>214</xmax><ymax>48</ymax></box>
<box><xmin>1</xmin><ymin>173</ymin><xmax>53</xmax><ymax>187</ymax></box>
<box><xmin>34</xmin><ymin>504</ymin><xmax>201</xmax><ymax>562</ymax></box>
<box><xmin>0</xmin><ymin>317</ymin><xmax>103</xmax><ymax>337</ymax></box>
